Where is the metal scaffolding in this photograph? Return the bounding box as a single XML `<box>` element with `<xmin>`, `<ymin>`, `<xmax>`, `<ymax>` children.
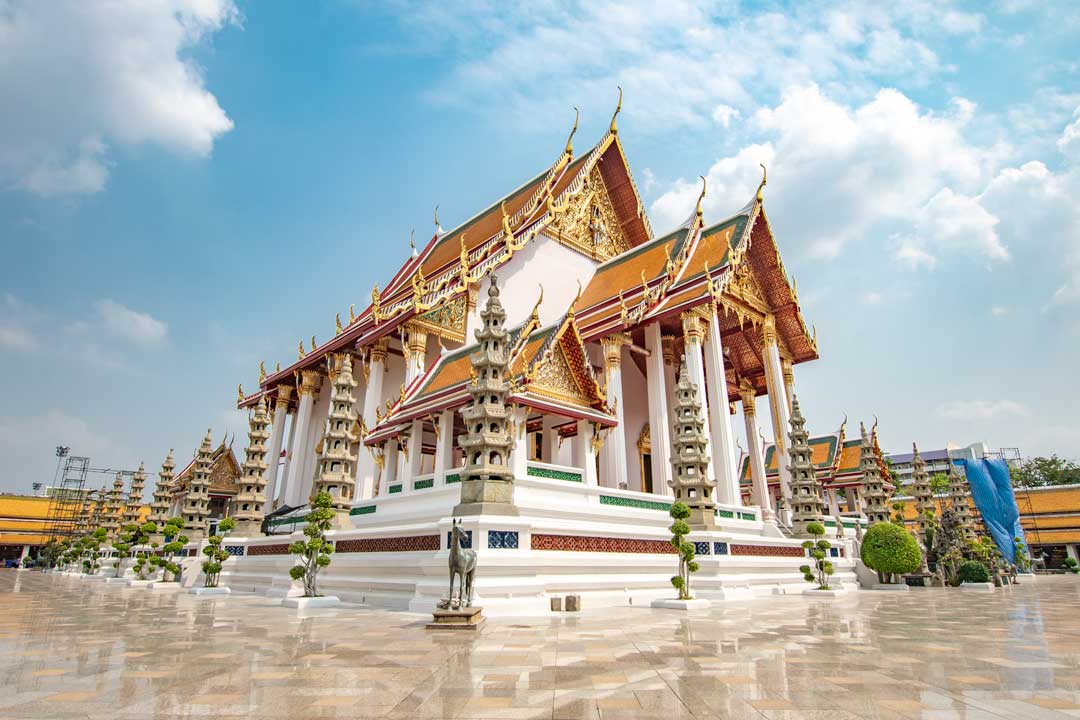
<box><xmin>44</xmin><ymin>456</ymin><xmax>144</xmax><ymax>542</ymax></box>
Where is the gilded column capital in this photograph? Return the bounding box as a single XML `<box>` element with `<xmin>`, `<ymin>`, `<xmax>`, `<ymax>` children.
<box><xmin>298</xmin><ymin>369</ymin><xmax>322</xmax><ymax>397</ymax></box>
<box><xmin>781</xmin><ymin>358</ymin><xmax>794</xmax><ymax>385</ymax></box>
<box><xmin>738</xmin><ymin>379</ymin><xmax>757</xmax><ymax>412</ymax></box>
<box><xmin>661</xmin><ymin>335</ymin><xmax>676</xmax><ymax>366</ymax></box>
<box><xmin>368</xmin><ymin>337</ymin><xmax>389</xmax><ymax>364</ymax></box>
<box><xmin>274</xmin><ymin>384</ymin><xmax>294</xmax><ymax>405</ymax></box>
<box><xmin>600</xmin><ymin>333</ymin><xmax>630</xmax><ymax>371</ymax></box>
<box><xmin>403</xmin><ymin>322</ymin><xmax>428</xmax><ymax>359</ymax></box>
<box><xmin>681</xmin><ymin>312</ymin><xmax>704</xmax><ymax>345</ymax></box>
<box><xmin>762</xmin><ymin>314</ymin><xmax>777</xmax><ymax>344</ymax></box>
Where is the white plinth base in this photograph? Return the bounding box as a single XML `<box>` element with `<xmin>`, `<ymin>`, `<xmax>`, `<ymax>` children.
<box><xmin>960</xmin><ymin>582</ymin><xmax>995</xmax><ymax>591</ymax></box>
<box><xmin>803</xmin><ymin>588</ymin><xmax>846</xmax><ymax>597</ymax></box>
<box><xmin>105</xmin><ymin>577</ymin><xmax>129</xmax><ymax>584</ymax></box>
<box><xmin>651</xmin><ymin>598</ymin><xmax>711</xmax><ymax>610</ymax></box>
<box><xmin>282</xmin><ymin>596</ymin><xmax>340</xmax><ymax>610</ymax></box>
<box><xmin>188</xmin><ymin>586</ymin><xmax>231</xmax><ymax>596</ymax></box>
<box><xmin>870</xmin><ymin>583</ymin><xmax>909</xmax><ymax>591</ymax></box>
<box><xmin>147</xmin><ymin>582</ymin><xmax>181</xmax><ymax>591</ymax></box>
<box><xmin>126</xmin><ymin>580</ymin><xmax>153</xmax><ymax>588</ymax></box>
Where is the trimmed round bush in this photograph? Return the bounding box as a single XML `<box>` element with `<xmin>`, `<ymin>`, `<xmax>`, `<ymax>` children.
<box><xmin>957</xmin><ymin>560</ymin><xmax>990</xmax><ymax>583</ymax></box>
<box><xmin>860</xmin><ymin>522</ymin><xmax>922</xmax><ymax>576</ymax></box>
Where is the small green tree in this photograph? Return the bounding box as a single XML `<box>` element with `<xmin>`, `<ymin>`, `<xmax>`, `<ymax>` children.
<box><xmin>667</xmin><ymin>501</ymin><xmax>699</xmax><ymax>600</ymax></box>
<box><xmin>1013</xmin><ymin>536</ymin><xmax>1031</xmax><ymax>574</ymax></box>
<box><xmin>860</xmin><ymin>522</ymin><xmax>922</xmax><ymax>584</ymax></box>
<box><xmin>40</xmin><ymin>540</ymin><xmax>63</xmax><ymax>569</ymax></box>
<box><xmin>957</xmin><ymin>559</ymin><xmax>990</xmax><ymax>583</ymax></box>
<box><xmin>82</xmin><ymin>528</ymin><xmax>108</xmax><ymax>574</ymax></box>
<box><xmin>130</xmin><ymin>522</ymin><xmax>159</xmax><ymax>580</ymax></box>
<box><xmin>1063</xmin><ymin>557</ymin><xmax>1079</xmax><ymax>574</ymax></box>
<box><xmin>150</xmin><ymin>517</ymin><xmax>188</xmax><ymax>582</ymax></box>
<box><xmin>289</xmin><ymin>492</ymin><xmax>335</xmax><ymax>597</ymax></box>
<box><xmin>929</xmin><ymin>473</ymin><xmax>950</xmax><ymax>495</ymax></box>
<box><xmin>799</xmin><ymin>522</ymin><xmax>835</xmax><ymax>590</ymax></box>
<box><xmin>201</xmin><ymin>517</ymin><xmax>235</xmax><ymax>588</ymax></box>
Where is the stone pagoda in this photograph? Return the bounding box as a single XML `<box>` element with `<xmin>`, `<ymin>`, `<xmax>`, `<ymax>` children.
<box><xmin>786</xmin><ymin>396</ymin><xmax>824</xmax><ymax>536</ymax></box>
<box><xmin>233</xmin><ymin>396</ymin><xmax>274</xmax><ymax>534</ymax></box>
<box><xmin>947</xmin><ymin>461</ymin><xmax>977</xmax><ymax>542</ymax></box>
<box><xmin>103</xmin><ymin>473</ymin><xmax>125</xmax><ymax>539</ymax></box>
<box><xmin>148</xmin><ymin>450</ymin><xmax>174</xmax><ymax>542</ymax></box>
<box><xmin>668</xmin><ymin>359</ymin><xmax>717</xmax><ymax>530</ymax></box>
<box><xmin>312</xmin><ymin>355</ymin><xmax>359</xmax><ymax>528</ymax></box>
<box><xmin>858</xmin><ymin>423</ymin><xmax>890</xmax><ymax>525</ymax></box>
<box><xmin>181</xmin><ymin>429</ymin><xmax>214</xmax><ymax>540</ymax></box>
<box><xmin>89</xmin><ymin>483</ymin><xmax>108</xmax><ymax>532</ymax></box>
<box><xmin>121</xmin><ymin>462</ymin><xmax>146</xmax><ymax>529</ymax></box>
<box><xmin>454</xmin><ymin>277</ymin><xmax>518</xmax><ymax>516</ymax></box>
<box><xmin>910</xmin><ymin>443</ymin><xmax>934</xmax><ymax>535</ymax></box>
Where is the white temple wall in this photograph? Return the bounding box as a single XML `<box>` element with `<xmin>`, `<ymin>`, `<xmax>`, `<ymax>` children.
<box><xmin>297</xmin><ymin>376</ymin><xmax>332</xmax><ymax>502</ymax></box>
<box><xmin>621</xmin><ymin>356</ymin><xmax>650</xmax><ymax>493</ymax></box>
<box><xmin>465</xmin><ymin>234</ymin><xmax>597</xmax><ymax>338</ymax></box>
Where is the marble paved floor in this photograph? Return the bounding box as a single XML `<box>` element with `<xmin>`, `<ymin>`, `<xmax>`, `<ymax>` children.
<box><xmin>2</xmin><ymin>572</ymin><xmax>1080</xmax><ymax>719</ymax></box>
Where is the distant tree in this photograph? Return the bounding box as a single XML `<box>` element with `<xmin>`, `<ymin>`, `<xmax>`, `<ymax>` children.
<box><xmin>1011</xmin><ymin>455</ymin><xmax>1080</xmax><ymax>488</ymax></box>
<box><xmin>929</xmin><ymin>473</ymin><xmax>950</xmax><ymax>495</ymax></box>
<box><xmin>40</xmin><ymin>540</ymin><xmax>63</xmax><ymax>569</ymax></box>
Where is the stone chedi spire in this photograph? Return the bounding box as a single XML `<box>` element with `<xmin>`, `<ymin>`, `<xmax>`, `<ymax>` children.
<box><xmin>121</xmin><ymin>462</ymin><xmax>146</xmax><ymax>529</ymax></box>
<box><xmin>858</xmin><ymin>422</ymin><xmax>890</xmax><ymax>524</ymax></box>
<box><xmin>311</xmin><ymin>357</ymin><xmax>359</xmax><ymax>528</ymax></box>
<box><xmin>786</xmin><ymin>396</ymin><xmax>825</xmax><ymax>536</ymax></box>
<box><xmin>148</xmin><ymin>450</ymin><xmax>174</xmax><ymax>543</ymax></box>
<box><xmin>90</xmin><ymin>483</ymin><xmax>108</xmax><ymax>531</ymax></box>
<box><xmin>182</xmin><ymin>429</ymin><xmax>214</xmax><ymax>540</ymax></box>
<box><xmin>910</xmin><ymin>443</ymin><xmax>934</xmax><ymax>533</ymax></box>
<box><xmin>668</xmin><ymin>359</ymin><xmax>717</xmax><ymax>530</ymax></box>
<box><xmin>232</xmin><ymin>396</ymin><xmax>274</xmax><ymax>534</ymax></box>
<box><xmin>947</xmin><ymin>460</ymin><xmax>977</xmax><ymax>541</ymax></box>
<box><xmin>103</xmin><ymin>473</ymin><xmax>125</xmax><ymax>539</ymax></box>
<box><xmin>454</xmin><ymin>277</ymin><xmax>518</xmax><ymax>516</ymax></box>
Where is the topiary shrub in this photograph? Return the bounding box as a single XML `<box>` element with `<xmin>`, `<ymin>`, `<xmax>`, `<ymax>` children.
<box><xmin>667</xmin><ymin>502</ymin><xmax>698</xmax><ymax>600</ymax></box>
<box><xmin>1063</xmin><ymin>557</ymin><xmax>1079</xmax><ymax>574</ymax></box>
<box><xmin>799</xmin><ymin>522</ymin><xmax>835</xmax><ymax>591</ymax></box>
<box><xmin>957</xmin><ymin>560</ymin><xmax>990</xmax><ymax>583</ymax></box>
<box><xmin>860</xmin><ymin>522</ymin><xmax>922</xmax><ymax>583</ymax></box>
<box><xmin>289</xmin><ymin>492</ymin><xmax>335</xmax><ymax>597</ymax></box>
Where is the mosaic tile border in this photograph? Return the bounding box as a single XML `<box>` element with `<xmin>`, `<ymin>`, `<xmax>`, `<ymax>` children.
<box><xmin>349</xmin><ymin>505</ymin><xmax>376</xmax><ymax>516</ymax></box>
<box><xmin>246</xmin><ymin>543</ymin><xmax>291</xmax><ymax>556</ymax></box>
<box><xmin>336</xmin><ymin>535</ymin><xmax>440</xmax><ymax>553</ymax></box>
<box><xmin>599</xmin><ymin>495</ymin><xmax>672</xmax><ymax>512</ymax></box>
<box><xmin>730</xmin><ymin>543</ymin><xmax>805</xmax><ymax>558</ymax></box>
<box><xmin>488</xmin><ymin>530</ymin><xmax>519</xmax><ymax>549</ymax></box>
<box><xmin>531</xmin><ymin>533</ymin><xmax>676</xmax><ymax>554</ymax></box>
<box><xmin>527</xmin><ymin>466</ymin><xmax>583</xmax><ymax>482</ymax></box>
<box><xmin>413</xmin><ymin>478</ymin><xmax>434</xmax><ymax>490</ymax></box>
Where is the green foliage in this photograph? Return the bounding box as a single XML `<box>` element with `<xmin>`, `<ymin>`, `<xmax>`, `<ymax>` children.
<box><xmin>667</xmin><ymin>501</ymin><xmax>697</xmax><ymax>601</ymax></box>
<box><xmin>1063</xmin><ymin>557</ymin><xmax>1079</xmax><ymax>574</ymax></box>
<box><xmin>957</xmin><ymin>560</ymin><xmax>990</xmax><ymax>583</ymax></box>
<box><xmin>201</xmin><ymin>535</ymin><xmax>229</xmax><ymax>588</ymax></box>
<box><xmin>929</xmin><ymin>473</ymin><xmax>951</xmax><ymax>495</ymax></box>
<box><xmin>1013</xmin><ymin>537</ymin><xmax>1031</xmax><ymax>573</ymax></box>
<box><xmin>218</xmin><ymin>517</ymin><xmax>236</xmax><ymax>534</ymax></box>
<box><xmin>860</xmin><ymin>522</ymin><xmax>922</xmax><ymax>579</ymax></box>
<box><xmin>288</xmin><ymin>492</ymin><xmax>336</xmax><ymax>597</ymax></box>
<box><xmin>156</xmin><ymin>518</ymin><xmax>188</xmax><ymax>582</ymax></box>
<box><xmin>799</xmin><ymin>522</ymin><xmax>834</xmax><ymax>590</ymax></box>
<box><xmin>1010</xmin><ymin>455</ymin><xmax>1080</xmax><ymax>488</ymax></box>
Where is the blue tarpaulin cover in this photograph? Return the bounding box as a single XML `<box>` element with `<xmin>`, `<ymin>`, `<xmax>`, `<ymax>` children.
<box><xmin>959</xmin><ymin>457</ymin><xmax>1026</xmax><ymax>563</ymax></box>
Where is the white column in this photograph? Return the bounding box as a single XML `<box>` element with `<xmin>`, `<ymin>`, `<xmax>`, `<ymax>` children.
<box><xmin>381</xmin><ymin>440</ymin><xmax>399</xmax><ymax>494</ymax></box>
<box><xmin>827</xmin><ymin>487</ymin><xmax>842</xmax><ymax>518</ymax></box>
<box><xmin>575</xmin><ymin>420</ymin><xmax>598</xmax><ymax>487</ymax></box>
<box><xmin>681</xmin><ymin>313</ymin><xmax>716</xmax><ymax>485</ymax></box>
<box><xmin>278</xmin><ymin>410</ymin><xmax>299</xmax><ymax>505</ymax></box>
<box><xmin>282</xmin><ymin>370</ymin><xmax>320</xmax><ymax>508</ymax></box>
<box><xmin>740</xmin><ymin>381</ymin><xmax>775</xmax><ymax>523</ymax></box>
<box><xmin>762</xmin><ymin>316</ymin><xmax>792</xmax><ymax>501</ymax></box>
<box><xmin>782</xmin><ymin>359</ymin><xmax>795</xmax><ymax>415</ymax></box>
<box><xmin>433</xmin><ymin>410</ymin><xmax>456</xmax><ymax>483</ymax></box>
<box><xmin>703</xmin><ymin>309</ymin><xmax>740</xmax><ymax>506</ymax></box>
<box><xmin>542</xmin><ymin>417</ymin><xmax>560</xmax><ymax>465</ymax></box>
<box><xmin>262</xmin><ymin>385</ymin><xmax>292</xmax><ymax>514</ymax></box>
<box><xmin>355</xmin><ymin>340</ymin><xmax>387</xmax><ymax>500</ymax></box>
<box><xmin>644</xmin><ymin>323</ymin><xmax>672</xmax><ymax>497</ymax></box>
<box><xmin>509</xmin><ymin>406</ymin><xmax>529</xmax><ymax>480</ymax></box>
<box><xmin>407</xmin><ymin>419</ymin><xmax>425</xmax><ymax>488</ymax></box>
<box><xmin>600</xmin><ymin>335</ymin><xmax>629</xmax><ymax>489</ymax></box>
<box><xmin>1067</xmin><ymin>544</ymin><xmax>1079</xmax><ymax>563</ymax></box>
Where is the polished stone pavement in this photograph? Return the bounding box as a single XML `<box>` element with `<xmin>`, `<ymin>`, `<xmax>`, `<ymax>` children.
<box><xmin>3</xmin><ymin>572</ymin><xmax>1080</xmax><ymax>719</ymax></box>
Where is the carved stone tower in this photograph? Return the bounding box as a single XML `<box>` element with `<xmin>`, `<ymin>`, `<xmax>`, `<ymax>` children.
<box><xmin>786</xmin><ymin>396</ymin><xmax>825</xmax><ymax>536</ymax></box>
<box><xmin>103</xmin><ymin>473</ymin><xmax>124</xmax><ymax>540</ymax></box>
<box><xmin>947</xmin><ymin>461</ymin><xmax>977</xmax><ymax>542</ymax></box>
<box><xmin>233</xmin><ymin>396</ymin><xmax>273</xmax><ymax>534</ymax></box>
<box><xmin>668</xmin><ymin>359</ymin><xmax>717</xmax><ymax>530</ymax></box>
<box><xmin>121</xmin><ymin>463</ymin><xmax>146</xmax><ymax>529</ymax></box>
<box><xmin>858</xmin><ymin>423</ymin><xmax>890</xmax><ymax>525</ymax></box>
<box><xmin>910</xmin><ymin>443</ymin><xmax>934</xmax><ymax>535</ymax></box>
<box><xmin>454</xmin><ymin>277</ymin><xmax>518</xmax><ymax>516</ymax></box>
<box><xmin>312</xmin><ymin>354</ymin><xmax>359</xmax><ymax>528</ymax></box>
<box><xmin>182</xmin><ymin>429</ymin><xmax>213</xmax><ymax>540</ymax></box>
<box><xmin>148</xmin><ymin>450</ymin><xmax>174</xmax><ymax>543</ymax></box>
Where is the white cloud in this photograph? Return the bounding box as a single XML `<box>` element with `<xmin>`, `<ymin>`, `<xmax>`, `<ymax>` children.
<box><xmin>991</xmin><ymin>305</ymin><xmax>1008</xmax><ymax>316</ymax></box>
<box><xmin>711</xmin><ymin>104</ymin><xmax>741</xmax><ymax>128</ymax></box>
<box><xmin>0</xmin><ymin>294</ymin><xmax>39</xmax><ymax>352</ymax></box>
<box><xmin>0</xmin><ymin>411</ymin><xmax>132</xmax><ymax>490</ymax></box>
<box><xmin>93</xmin><ymin>299</ymin><xmax>168</xmax><ymax>346</ymax></box>
<box><xmin>864</xmin><ymin>291</ymin><xmax>882</xmax><ymax>305</ymax></box>
<box><xmin>1058</xmin><ymin>106</ymin><xmax>1080</xmax><ymax>160</ymax></box>
<box><xmin>0</xmin><ymin>1</ymin><xmax>237</xmax><ymax>197</ymax></box>
<box><xmin>936</xmin><ymin>400</ymin><xmax>1031</xmax><ymax>420</ymax></box>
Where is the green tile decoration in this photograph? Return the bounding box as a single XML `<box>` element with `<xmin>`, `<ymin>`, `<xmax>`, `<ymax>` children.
<box><xmin>413</xmin><ymin>478</ymin><xmax>434</xmax><ymax>490</ymax></box>
<box><xmin>527</xmin><ymin>466</ymin><xmax>583</xmax><ymax>482</ymax></box>
<box><xmin>445</xmin><ymin>473</ymin><xmax>461</xmax><ymax>484</ymax></box>
<box><xmin>388</xmin><ymin>485</ymin><xmax>403</xmax><ymax>494</ymax></box>
<box><xmin>349</xmin><ymin>505</ymin><xmax>377</xmax><ymax>516</ymax></box>
<box><xmin>716</xmin><ymin>510</ymin><xmax>735</xmax><ymax>518</ymax></box>
<box><xmin>599</xmin><ymin>495</ymin><xmax>672</xmax><ymax>512</ymax></box>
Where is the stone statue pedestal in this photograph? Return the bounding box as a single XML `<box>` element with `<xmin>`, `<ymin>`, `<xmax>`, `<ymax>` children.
<box><xmin>427</xmin><ymin>607</ymin><xmax>484</xmax><ymax>630</ymax></box>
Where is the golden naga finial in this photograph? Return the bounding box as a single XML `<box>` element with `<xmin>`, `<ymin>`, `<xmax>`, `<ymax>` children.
<box><xmin>298</xmin><ymin>340</ymin><xmax>306</xmax><ymax>360</ymax></box>
<box><xmin>458</xmin><ymin>236</ymin><xmax>471</xmax><ymax>284</ymax></box>
<box><xmin>756</xmin><ymin>163</ymin><xmax>767</xmax><ymax>203</ymax></box>
<box><xmin>564</xmin><ymin>107</ymin><xmax>579</xmax><ymax>156</ymax></box>
<box><xmin>375</xmin><ymin>406</ymin><xmax>383</xmax><ymax>422</ymax></box>
<box><xmin>237</xmin><ymin>384</ymin><xmax>244</xmax><ymax>403</ymax></box>
<box><xmin>349</xmin><ymin>304</ymin><xmax>356</xmax><ymax>323</ymax></box>
<box><xmin>359</xmin><ymin>417</ymin><xmax>368</xmax><ymax>438</ymax></box>
<box><xmin>411</xmin><ymin>266</ymin><xmax>427</xmax><ymax>303</ymax></box>
<box><xmin>310</xmin><ymin>335</ymin><xmax>316</xmax><ymax>352</ymax></box>
<box><xmin>371</xmin><ymin>284</ymin><xmax>381</xmax><ymax>322</ymax></box>
<box><xmin>259</xmin><ymin>361</ymin><xmax>266</xmax><ymax>382</ymax></box>
<box><xmin>385</xmin><ymin>398</ymin><xmax>393</xmax><ymax>414</ymax></box>
<box><xmin>399</xmin><ymin>383</ymin><xmax>406</xmax><ymax>404</ymax></box>
<box><xmin>695</xmin><ymin>175</ymin><xmax>706</xmax><ymax>219</ymax></box>
<box><xmin>610</xmin><ymin>85</ymin><xmax>622</xmax><ymax>135</ymax></box>
<box><xmin>640</xmin><ymin>268</ymin><xmax>650</xmax><ymax>297</ymax></box>
<box><xmin>275</xmin><ymin>361</ymin><xmax>281</xmax><ymax>373</ymax></box>
<box><xmin>568</xmin><ymin>279</ymin><xmax>583</xmax><ymax>316</ymax></box>
<box><xmin>501</xmin><ymin>200</ymin><xmax>515</xmax><ymax>248</ymax></box>
<box><xmin>433</xmin><ymin>204</ymin><xmax>442</xmax><ymax>232</ymax></box>
<box><xmin>618</xmin><ymin>290</ymin><xmax>630</xmax><ymax>325</ymax></box>
<box><xmin>663</xmin><ymin>244</ymin><xmax>675</xmax><ymax>278</ymax></box>
<box><xmin>335</xmin><ymin>313</ymin><xmax>343</xmax><ymax>335</ymax></box>
<box><xmin>530</xmin><ymin>284</ymin><xmax>544</xmax><ymax>321</ymax></box>
<box><xmin>408</xmin><ymin>227</ymin><xmax>416</xmax><ymax>254</ymax></box>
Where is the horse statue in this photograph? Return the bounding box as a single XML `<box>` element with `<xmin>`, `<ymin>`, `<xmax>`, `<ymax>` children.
<box><xmin>443</xmin><ymin>518</ymin><xmax>477</xmax><ymax>609</ymax></box>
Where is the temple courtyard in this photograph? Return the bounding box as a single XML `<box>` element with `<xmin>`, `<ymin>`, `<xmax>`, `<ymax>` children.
<box><xmin>0</xmin><ymin>573</ymin><xmax>1078</xmax><ymax>719</ymax></box>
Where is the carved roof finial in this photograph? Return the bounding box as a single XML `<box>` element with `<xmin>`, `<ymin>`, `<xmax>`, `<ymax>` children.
<box><xmin>565</xmin><ymin>107</ymin><xmax>579</xmax><ymax>156</ymax></box>
<box><xmin>335</xmin><ymin>313</ymin><xmax>343</xmax><ymax>335</ymax></box>
<box><xmin>409</xmin><ymin>227</ymin><xmax>417</xmax><ymax>257</ymax></box>
<box><xmin>756</xmin><ymin>163</ymin><xmax>767</xmax><ymax>203</ymax></box>
<box><xmin>259</xmin><ymin>361</ymin><xmax>266</xmax><ymax>382</ymax></box>
<box><xmin>349</xmin><ymin>304</ymin><xmax>356</xmax><ymax>323</ymax></box>
<box><xmin>433</xmin><ymin>204</ymin><xmax>443</xmax><ymax>234</ymax></box>
<box><xmin>501</xmin><ymin>200</ymin><xmax>515</xmax><ymax>245</ymax></box>
<box><xmin>695</xmin><ymin>175</ymin><xmax>706</xmax><ymax>219</ymax></box>
<box><xmin>530</xmin><ymin>284</ymin><xmax>544</xmax><ymax>322</ymax></box>
<box><xmin>298</xmin><ymin>339</ymin><xmax>305</xmax><ymax>360</ymax></box>
<box><xmin>237</xmin><ymin>384</ymin><xmax>244</xmax><ymax>404</ymax></box>
<box><xmin>610</xmin><ymin>85</ymin><xmax>622</xmax><ymax>135</ymax></box>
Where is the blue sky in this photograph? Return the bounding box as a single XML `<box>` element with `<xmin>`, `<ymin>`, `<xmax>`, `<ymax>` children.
<box><xmin>1</xmin><ymin>0</ymin><xmax>1078</xmax><ymax>493</ymax></box>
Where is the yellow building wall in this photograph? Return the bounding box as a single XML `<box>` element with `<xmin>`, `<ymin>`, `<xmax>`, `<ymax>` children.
<box><xmin>0</xmin><ymin>495</ymin><xmax>151</xmax><ymax>547</ymax></box>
